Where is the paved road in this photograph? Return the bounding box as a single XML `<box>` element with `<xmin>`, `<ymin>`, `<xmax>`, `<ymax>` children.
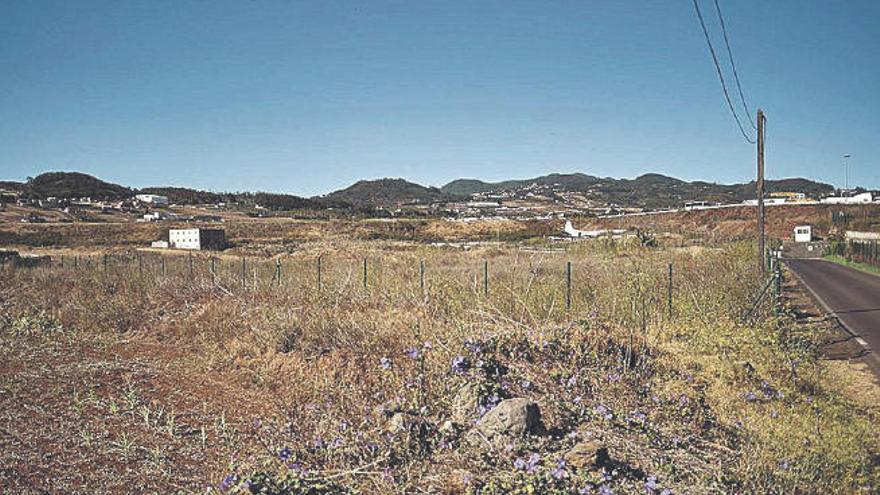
<box><xmin>786</xmin><ymin>258</ymin><xmax>880</xmax><ymax>359</ymax></box>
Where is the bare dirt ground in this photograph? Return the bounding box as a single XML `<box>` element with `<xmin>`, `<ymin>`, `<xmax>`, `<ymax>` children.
<box><xmin>0</xmin><ymin>317</ymin><xmax>270</xmax><ymax>493</ymax></box>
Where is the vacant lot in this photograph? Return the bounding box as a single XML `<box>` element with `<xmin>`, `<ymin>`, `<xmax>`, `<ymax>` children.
<box><xmin>1</xmin><ymin>239</ymin><xmax>878</xmax><ymax>494</ymax></box>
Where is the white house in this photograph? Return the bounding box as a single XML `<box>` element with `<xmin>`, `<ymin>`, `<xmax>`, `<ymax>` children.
<box><xmin>135</xmin><ymin>194</ymin><xmax>169</xmax><ymax>205</ymax></box>
<box><xmin>168</xmin><ymin>228</ymin><xmax>226</xmax><ymax>251</ymax></box>
<box><xmin>793</xmin><ymin>225</ymin><xmax>812</xmax><ymax>243</ymax></box>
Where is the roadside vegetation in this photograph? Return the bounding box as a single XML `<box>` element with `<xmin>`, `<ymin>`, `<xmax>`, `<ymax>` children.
<box><xmin>1</xmin><ymin>239</ymin><xmax>878</xmax><ymax>493</ymax></box>
<box><xmin>823</xmin><ymin>254</ymin><xmax>880</xmax><ymax>276</ymax></box>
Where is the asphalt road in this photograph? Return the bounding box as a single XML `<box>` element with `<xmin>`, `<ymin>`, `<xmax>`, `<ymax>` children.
<box><xmin>786</xmin><ymin>258</ymin><xmax>880</xmax><ymax>359</ymax></box>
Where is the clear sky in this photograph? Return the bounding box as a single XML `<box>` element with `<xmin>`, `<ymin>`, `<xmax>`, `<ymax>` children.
<box><xmin>1</xmin><ymin>0</ymin><xmax>878</xmax><ymax>196</ymax></box>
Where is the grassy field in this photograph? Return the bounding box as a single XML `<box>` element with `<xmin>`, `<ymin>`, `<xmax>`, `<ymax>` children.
<box><xmin>1</xmin><ymin>238</ymin><xmax>878</xmax><ymax>494</ymax></box>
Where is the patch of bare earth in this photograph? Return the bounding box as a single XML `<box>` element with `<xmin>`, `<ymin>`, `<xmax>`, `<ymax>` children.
<box><xmin>0</xmin><ymin>327</ymin><xmax>269</xmax><ymax>494</ymax></box>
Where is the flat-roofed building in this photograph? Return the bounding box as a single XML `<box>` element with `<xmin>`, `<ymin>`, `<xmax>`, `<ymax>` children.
<box><xmin>135</xmin><ymin>194</ymin><xmax>169</xmax><ymax>205</ymax></box>
<box><xmin>168</xmin><ymin>228</ymin><xmax>225</xmax><ymax>250</ymax></box>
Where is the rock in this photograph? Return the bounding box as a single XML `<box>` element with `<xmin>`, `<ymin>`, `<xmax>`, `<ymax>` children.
<box><xmin>467</xmin><ymin>398</ymin><xmax>544</xmax><ymax>445</ymax></box>
<box><xmin>563</xmin><ymin>441</ymin><xmax>610</xmax><ymax>470</ymax></box>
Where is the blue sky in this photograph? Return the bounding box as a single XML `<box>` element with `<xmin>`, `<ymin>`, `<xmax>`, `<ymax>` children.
<box><xmin>1</xmin><ymin>0</ymin><xmax>878</xmax><ymax>196</ymax></box>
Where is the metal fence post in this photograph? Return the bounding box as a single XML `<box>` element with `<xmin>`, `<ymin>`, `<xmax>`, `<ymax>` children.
<box><xmin>60</xmin><ymin>254</ymin><xmax>64</xmax><ymax>269</ymax></box>
<box><xmin>667</xmin><ymin>262</ymin><xmax>674</xmax><ymax>320</ymax></box>
<box><xmin>241</xmin><ymin>257</ymin><xmax>246</xmax><ymax>286</ymax></box>
<box><xmin>363</xmin><ymin>257</ymin><xmax>368</xmax><ymax>291</ymax></box>
<box><xmin>317</xmin><ymin>256</ymin><xmax>322</xmax><ymax>291</ymax></box>
<box><xmin>189</xmin><ymin>252</ymin><xmax>194</xmax><ymax>277</ymax></box>
<box><xmin>565</xmin><ymin>261</ymin><xmax>572</xmax><ymax>310</ymax></box>
<box><xmin>211</xmin><ymin>257</ymin><xmax>217</xmax><ymax>285</ymax></box>
<box><xmin>419</xmin><ymin>259</ymin><xmax>425</xmax><ymax>294</ymax></box>
<box><xmin>74</xmin><ymin>255</ymin><xmax>78</xmax><ymax>269</ymax></box>
<box><xmin>138</xmin><ymin>253</ymin><xmax>143</xmax><ymax>277</ymax></box>
<box><xmin>275</xmin><ymin>259</ymin><xmax>282</xmax><ymax>286</ymax></box>
<box><xmin>161</xmin><ymin>256</ymin><xmax>166</xmax><ymax>277</ymax></box>
<box><xmin>483</xmin><ymin>260</ymin><xmax>489</xmax><ymax>297</ymax></box>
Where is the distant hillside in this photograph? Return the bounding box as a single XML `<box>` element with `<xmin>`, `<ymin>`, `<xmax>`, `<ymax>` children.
<box><xmin>324</xmin><ymin>178</ymin><xmax>449</xmax><ymax>206</ymax></box>
<box><xmin>23</xmin><ymin>172</ymin><xmax>131</xmax><ymax>200</ymax></box>
<box><xmin>139</xmin><ymin>186</ymin><xmax>228</xmax><ymax>205</ymax></box>
<box><xmin>0</xmin><ymin>181</ymin><xmax>24</xmax><ymax>192</ymax></box>
<box><xmin>441</xmin><ymin>172</ymin><xmax>835</xmax><ymax>209</ymax></box>
<box><xmin>442</xmin><ymin>173</ymin><xmax>601</xmax><ymax>196</ymax></box>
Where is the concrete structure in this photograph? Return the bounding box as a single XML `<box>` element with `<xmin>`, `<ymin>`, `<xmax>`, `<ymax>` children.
<box><xmin>168</xmin><ymin>228</ymin><xmax>225</xmax><ymax>250</ymax></box>
<box><xmin>135</xmin><ymin>194</ymin><xmax>169</xmax><ymax>205</ymax></box>
<box><xmin>846</xmin><ymin>231</ymin><xmax>880</xmax><ymax>241</ymax></box>
<box><xmin>820</xmin><ymin>192</ymin><xmax>873</xmax><ymax>205</ymax></box>
<box><xmin>563</xmin><ymin>220</ymin><xmax>626</xmax><ymax>239</ymax></box>
<box><xmin>151</xmin><ymin>240</ymin><xmax>169</xmax><ymax>249</ymax></box>
<box><xmin>794</xmin><ymin>225</ymin><xmax>812</xmax><ymax>243</ymax></box>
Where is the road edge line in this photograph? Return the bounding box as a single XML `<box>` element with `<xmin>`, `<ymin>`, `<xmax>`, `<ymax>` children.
<box><xmin>784</xmin><ymin>260</ymin><xmax>874</xmax><ymax>354</ymax></box>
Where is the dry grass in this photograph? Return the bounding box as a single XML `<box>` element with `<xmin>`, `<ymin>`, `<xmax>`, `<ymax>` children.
<box><xmin>1</xmin><ymin>238</ymin><xmax>878</xmax><ymax>494</ymax></box>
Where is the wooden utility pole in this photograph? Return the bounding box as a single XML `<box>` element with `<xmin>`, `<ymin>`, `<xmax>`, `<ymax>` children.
<box><xmin>756</xmin><ymin>109</ymin><xmax>766</xmax><ymax>275</ymax></box>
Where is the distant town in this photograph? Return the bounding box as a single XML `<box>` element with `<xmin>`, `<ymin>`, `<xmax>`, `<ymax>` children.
<box><xmin>0</xmin><ymin>171</ymin><xmax>876</xmax><ymax>227</ymax></box>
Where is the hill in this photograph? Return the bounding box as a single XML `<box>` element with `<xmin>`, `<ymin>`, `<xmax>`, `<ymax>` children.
<box><xmin>138</xmin><ymin>186</ymin><xmax>228</xmax><ymax>205</ymax></box>
<box><xmin>23</xmin><ymin>172</ymin><xmax>132</xmax><ymax>200</ymax></box>
<box><xmin>323</xmin><ymin>178</ymin><xmax>449</xmax><ymax>206</ymax></box>
<box><xmin>441</xmin><ymin>173</ymin><xmax>602</xmax><ymax>196</ymax></box>
<box><xmin>441</xmin><ymin>172</ymin><xmax>835</xmax><ymax>210</ymax></box>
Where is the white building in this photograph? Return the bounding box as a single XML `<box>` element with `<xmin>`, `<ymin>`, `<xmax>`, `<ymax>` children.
<box><xmin>793</xmin><ymin>225</ymin><xmax>812</xmax><ymax>243</ymax></box>
<box><xmin>135</xmin><ymin>194</ymin><xmax>169</xmax><ymax>205</ymax></box>
<box><xmin>168</xmin><ymin>228</ymin><xmax>226</xmax><ymax>251</ymax></box>
<box><xmin>820</xmin><ymin>192</ymin><xmax>873</xmax><ymax>205</ymax></box>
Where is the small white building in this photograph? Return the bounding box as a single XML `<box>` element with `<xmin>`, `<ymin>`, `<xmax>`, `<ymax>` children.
<box><xmin>168</xmin><ymin>228</ymin><xmax>226</xmax><ymax>251</ymax></box>
<box><xmin>794</xmin><ymin>225</ymin><xmax>812</xmax><ymax>243</ymax></box>
<box><xmin>135</xmin><ymin>194</ymin><xmax>169</xmax><ymax>205</ymax></box>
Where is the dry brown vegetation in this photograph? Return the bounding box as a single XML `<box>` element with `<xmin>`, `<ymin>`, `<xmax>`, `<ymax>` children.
<box><xmin>1</xmin><ymin>237</ymin><xmax>878</xmax><ymax>494</ymax></box>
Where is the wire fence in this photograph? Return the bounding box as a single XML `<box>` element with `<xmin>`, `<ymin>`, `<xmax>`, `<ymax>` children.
<box><xmin>2</xmin><ymin>246</ymin><xmax>777</xmax><ymax>330</ymax></box>
<box><xmin>828</xmin><ymin>239</ymin><xmax>880</xmax><ymax>267</ymax></box>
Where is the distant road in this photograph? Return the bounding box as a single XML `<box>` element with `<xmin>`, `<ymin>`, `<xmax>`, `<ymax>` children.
<box><xmin>786</xmin><ymin>259</ymin><xmax>880</xmax><ymax>364</ymax></box>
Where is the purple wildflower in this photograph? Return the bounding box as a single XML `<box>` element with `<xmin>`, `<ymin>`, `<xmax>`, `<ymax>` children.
<box><xmin>525</xmin><ymin>452</ymin><xmax>541</xmax><ymax>473</ymax></box>
<box><xmin>220</xmin><ymin>474</ymin><xmax>238</xmax><ymax>491</ymax></box>
<box><xmin>379</xmin><ymin>356</ymin><xmax>392</xmax><ymax>370</ymax></box>
<box><xmin>599</xmin><ymin>484</ymin><xmax>613</xmax><ymax>495</ymax></box>
<box><xmin>594</xmin><ymin>404</ymin><xmax>612</xmax><ymax>420</ymax></box>
<box><xmin>550</xmin><ymin>458</ymin><xmax>567</xmax><ymax>480</ymax></box>
<box><xmin>631</xmin><ymin>411</ymin><xmax>647</xmax><ymax>423</ymax></box>
<box><xmin>521</xmin><ymin>379</ymin><xmax>531</xmax><ymax>389</ymax></box>
<box><xmin>464</xmin><ymin>340</ymin><xmax>483</xmax><ymax>354</ymax></box>
<box><xmin>405</xmin><ymin>347</ymin><xmax>420</xmax><ymax>360</ymax></box>
<box><xmin>451</xmin><ymin>355</ymin><xmax>469</xmax><ymax>374</ymax></box>
<box><xmin>513</xmin><ymin>457</ymin><xmax>527</xmax><ymax>470</ymax></box>
<box><xmin>660</xmin><ymin>490</ymin><xmax>672</xmax><ymax>495</ymax></box>
<box><xmin>278</xmin><ymin>447</ymin><xmax>292</xmax><ymax>461</ymax></box>
<box><xmin>744</xmin><ymin>391</ymin><xmax>757</xmax><ymax>402</ymax></box>
<box><xmin>645</xmin><ymin>475</ymin><xmax>658</xmax><ymax>492</ymax></box>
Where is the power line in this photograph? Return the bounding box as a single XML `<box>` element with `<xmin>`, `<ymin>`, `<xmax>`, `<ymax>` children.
<box><xmin>713</xmin><ymin>0</ymin><xmax>756</xmax><ymax>130</ymax></box>
<box><xmin>692</xmin><ymin>0</ymin><xmax>755</xmax><ymax>144</ymax></box>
